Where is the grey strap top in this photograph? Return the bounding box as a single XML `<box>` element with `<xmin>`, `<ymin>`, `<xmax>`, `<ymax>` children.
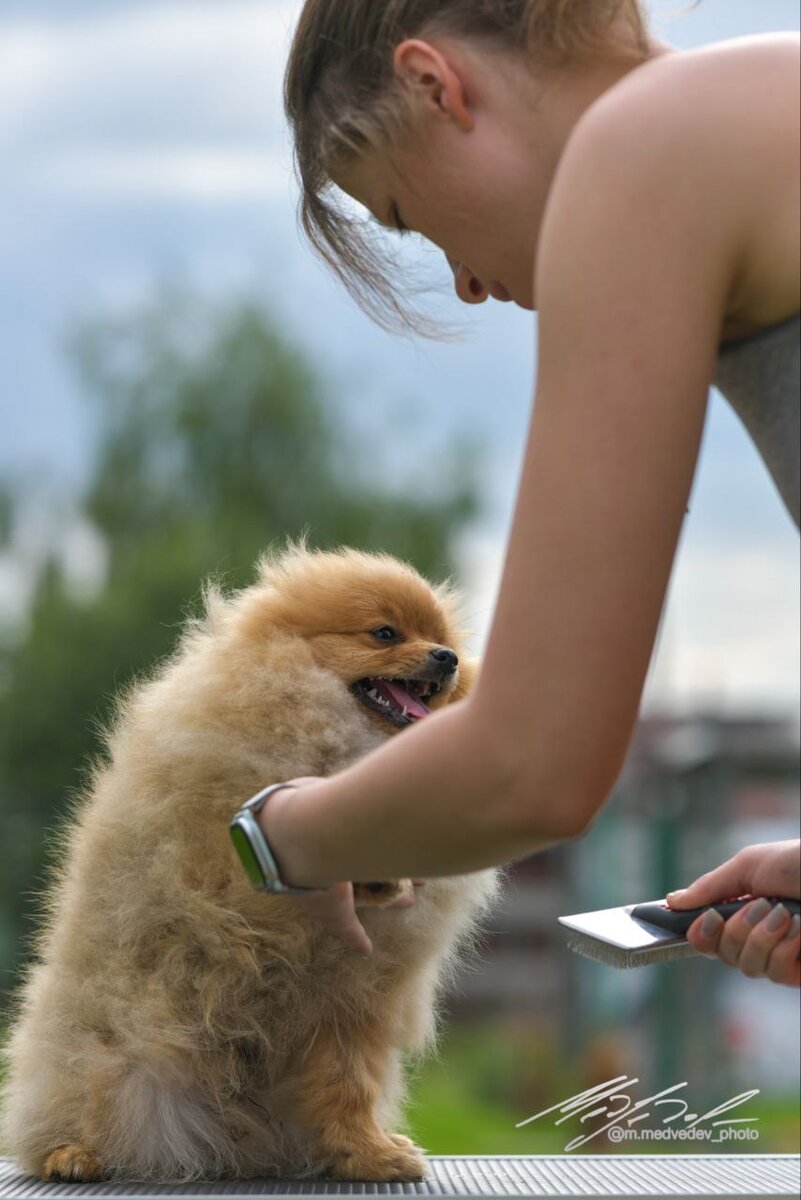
<box><xmin>713</xmin><ymin>313</ymin><xmax>800</xmax><ymax>528</ymax></box>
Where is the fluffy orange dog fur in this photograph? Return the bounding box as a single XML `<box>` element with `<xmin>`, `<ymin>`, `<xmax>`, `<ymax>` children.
<box><xmin>0</xmin><ymin>545</ymin><xmax>502</xmax><ymax>1183</ymax></box>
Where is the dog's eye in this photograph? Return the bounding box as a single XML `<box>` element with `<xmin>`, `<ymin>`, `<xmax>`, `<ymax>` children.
<box><xmin>372</xmin><ymin>626</ymin><xmax>399</xmax><ymax>642</ymax></box>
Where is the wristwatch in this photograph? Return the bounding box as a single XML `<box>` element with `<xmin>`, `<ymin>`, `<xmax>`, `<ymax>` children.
<box><xmin>229</xmin><ymin>782</ymin><xmax>331</xmax><ymax>894</ymax></box>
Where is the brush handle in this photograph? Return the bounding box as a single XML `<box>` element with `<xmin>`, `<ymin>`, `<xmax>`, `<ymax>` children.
<box><xmin>632</xmin><ymin>897</ymin><xmax>800</xmax><ymax>936</ymax></box>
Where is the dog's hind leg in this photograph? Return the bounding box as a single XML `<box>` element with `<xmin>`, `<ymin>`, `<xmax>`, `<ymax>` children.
<box><xmin>282</xmin><ymin>1020</ymin><xmax>426</xmax><ymax>1182</ymax></box>
<box><xmin>35</xmin><ymin>1052</ymin><xmax>234</xmax><ymax>1182</ymax></box>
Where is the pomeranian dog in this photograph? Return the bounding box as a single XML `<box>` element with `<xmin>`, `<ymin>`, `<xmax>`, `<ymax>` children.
<box><xmin>1</xmin><ymin>544</ymin><xmax>502</xmax><ymax>1184</ymax></box>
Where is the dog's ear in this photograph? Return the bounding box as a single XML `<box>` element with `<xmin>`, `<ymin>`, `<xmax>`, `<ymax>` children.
<box><xmin>449</xmin><ymin>655</ymin><xmax>480</xmax><ymax>703</ymax></box>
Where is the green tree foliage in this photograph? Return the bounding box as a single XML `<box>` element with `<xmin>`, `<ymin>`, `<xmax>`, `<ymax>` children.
<box><xmin>0</xmin><ymin>486</ymin><xmax>12</xmax><ymax>550</ymax></box>
<box><xmin>0</xmin><ymin>292</ymin><xmax>480</xmax><ymax>1005</ymax></box>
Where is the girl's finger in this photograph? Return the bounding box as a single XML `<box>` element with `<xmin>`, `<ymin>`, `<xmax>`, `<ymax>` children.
<box><xmin>716</xmin><ymin>898</ymin><xmax>773</xmax><ymax>967</ymax></box>
<box><xmin>666</xmin><ymin>853</ymin><xmax>751</xmax><ymax>910</ymax></box>
<box><xmin>737</xmin><ymin>902</ymin><xmax>794</xmax><ymax>978</ymax></box>
<box><xmin>295</xmin><ymin>883</ymin><xmax>373</xmax><ymax>955</ymax></box>
<box><xmin>766</xmin><ymin>915</ymin><xmax>801</xmax><ymax>988</ymax></box>
<box><xmin>328</xmin><ymin>883</ymin><xmax>373</xmax><ymax>955</ymax></box>
<box><xmin>342</xmin><ymin>911</ymin><xmax>373</xmax><ymax>956</ymax></box>
<box><xmin>685</xmin><ymin>908</ymin><xmax>725</xmax><ymax>957</ymax></box>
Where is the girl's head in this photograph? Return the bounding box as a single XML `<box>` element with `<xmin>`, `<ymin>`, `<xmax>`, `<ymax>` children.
<box><xmin>284</xmin><ymin>1</ymin><xmax>661</xmax><ymax>330</ymax></box>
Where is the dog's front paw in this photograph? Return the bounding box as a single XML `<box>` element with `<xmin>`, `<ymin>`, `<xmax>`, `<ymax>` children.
<box><xmin>325</xmin><ymin>1133</ymin><xmax>426</xmax><ymax>1182</ymax></box>
<box><xmin>42</xmin><ymin>1145</ymin><xmax>105</xmax><ymax>1182</ymax></box>
<box><xmin>353</xmin><ymin>880</ymin><xmax>413</xmax><ymax>908</ymax></box>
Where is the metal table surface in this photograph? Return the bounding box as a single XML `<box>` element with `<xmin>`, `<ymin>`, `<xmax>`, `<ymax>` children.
<box><xmin>1</xmin><ymin>1155</ymin><xmax>799</xmax><ymax>1200</ymax></box>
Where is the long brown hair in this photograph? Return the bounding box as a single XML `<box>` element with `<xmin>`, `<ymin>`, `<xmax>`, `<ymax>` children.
<box><xmin>284</xmin><ymin>1</ymin><xmax>652</xmax><ymax>334</ymax></box>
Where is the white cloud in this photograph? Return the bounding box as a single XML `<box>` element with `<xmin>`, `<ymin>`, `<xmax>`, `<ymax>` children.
<box><xmin>35</xmin><ymin>146</ymin><xmax>291</xmax><ymax>201</ymax></box>
<box><xmin>0</xmin><ymin>2</ymin><xmax>299</xmax><ymax>151</ymax></box>
<box><xmin>461</xmin><ymin>527</ymin><xmax>800</xmax><ymax>717</ymax></box>
<box><xmin>0</xmin><ymin>24</ymin><xmax>58</xmax><ymax>130</ymax></box>
<box><xmin>645</xmin><ymin>541</ymin><xmax>800</xmax><ymax>714</ymax></box>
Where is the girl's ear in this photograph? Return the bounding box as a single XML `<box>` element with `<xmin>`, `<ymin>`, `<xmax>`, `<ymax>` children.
<box><xmin>392</xmin><ymin>38</ymin><xmax>475</xmax><ymax>132</ymax></box>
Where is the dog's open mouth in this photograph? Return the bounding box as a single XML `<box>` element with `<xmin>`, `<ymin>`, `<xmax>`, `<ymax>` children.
<box><xmin>351</xmin><ymin>677</ymin><xmax>442</xmax><ymax>727</ymax></box>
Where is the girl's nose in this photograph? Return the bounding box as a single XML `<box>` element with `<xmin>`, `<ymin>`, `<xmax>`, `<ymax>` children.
<box><xmin>446</xmin><ymin>256</ymin><xmax>488</xmax><ymax>305</ymax></box>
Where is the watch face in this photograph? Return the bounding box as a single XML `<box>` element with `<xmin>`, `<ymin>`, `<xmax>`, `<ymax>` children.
<box><xmin>229</xmin><ymin>821</ymin><xmax>267</xmax><ymax>889</ymax></box>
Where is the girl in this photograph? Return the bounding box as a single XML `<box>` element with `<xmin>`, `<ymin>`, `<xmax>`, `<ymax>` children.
<box><xmin>254</xmin><ymin>2</ymin><xmax>800</xmax><ymax>985</ymax></box>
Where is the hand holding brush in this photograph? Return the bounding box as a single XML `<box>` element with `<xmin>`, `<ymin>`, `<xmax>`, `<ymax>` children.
<box><xmin>666</xmin><ymin>839</ymin><xmax>800</xmax><ymax>987</ymax></box>
<box><xmin>559</xmin><ymin>840</ymin><xmax>799</xmax><ymax>981</ymax></box>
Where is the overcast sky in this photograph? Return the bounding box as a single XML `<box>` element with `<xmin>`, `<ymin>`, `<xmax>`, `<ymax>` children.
<box><xmin>0</xmin><ymin>0</ymin><xmax>799</xmax><ymax>718</ymax></box>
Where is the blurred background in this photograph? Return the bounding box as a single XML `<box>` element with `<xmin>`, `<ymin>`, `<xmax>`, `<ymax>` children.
<box><xmin>0</xmin><ymin>0</ymin><xmax>798</xmax><ymax>1160</ymax></box>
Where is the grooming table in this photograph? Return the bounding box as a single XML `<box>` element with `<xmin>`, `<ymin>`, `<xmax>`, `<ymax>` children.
<box><xmin>1</xmin><ymin>1156</ymin><xmax>799</xmax><ymax>1199</ymax></box>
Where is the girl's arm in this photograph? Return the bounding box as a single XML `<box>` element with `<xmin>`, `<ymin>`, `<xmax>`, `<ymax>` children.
<box><xmin>261</xmin><ymin>72</ymin><xmax>748</xmax><ymax>889</ymax></box>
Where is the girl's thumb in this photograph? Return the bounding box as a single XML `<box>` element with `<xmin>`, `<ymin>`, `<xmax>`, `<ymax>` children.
<box><xmin>666</xmin><ymin>858</ymin><xmax>748</xmax><ymax>909</ymax></box>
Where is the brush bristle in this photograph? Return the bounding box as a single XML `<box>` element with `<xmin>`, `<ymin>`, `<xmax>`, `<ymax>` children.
<box><xmin>566</xmin><ymin>931</ymin><xmax>699</xmax><ymax>969</ymax></box>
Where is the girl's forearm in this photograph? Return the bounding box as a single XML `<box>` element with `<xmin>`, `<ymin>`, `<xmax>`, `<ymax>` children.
<box><xmin>258</xmin><ymin>698</ymin><xmax>566</xmax><ymax>887</ymax></box>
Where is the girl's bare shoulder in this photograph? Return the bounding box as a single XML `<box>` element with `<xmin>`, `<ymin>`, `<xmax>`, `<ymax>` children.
<box><xmin>598</xmin><ymin>32</ymin><xmax>799</xmax><ymax>129</ymax></box>
<box><xmin>579</xmin><ymin>33</ymin><xmax>800</xmax><ymax>335</ymax></box>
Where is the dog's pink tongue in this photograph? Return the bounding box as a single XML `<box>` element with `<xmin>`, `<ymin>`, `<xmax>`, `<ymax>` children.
<box><xmin>375</xmin><ymin>679</ymin><xmax>431</xmax><ymax>721</ymax></box>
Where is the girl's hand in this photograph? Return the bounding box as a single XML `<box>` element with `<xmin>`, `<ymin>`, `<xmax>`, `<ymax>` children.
<box><xmin>292</xmin><ymin>879</ymin><xmax>375</xmax><ymax>957</ymax></box>
<box><xmin>666</xmin><ymin>841</ymin><xmax>801</xmax><ymax>987</ymax></box>
<box><xmin>260</xmin><ymin>776</ymin><xmax>422</xmax><ymax>957</ymax></box>
<box><xmin>259</xmin><ymin>776</ymin><xmax>372</xmax><ymax>955</ymax></box>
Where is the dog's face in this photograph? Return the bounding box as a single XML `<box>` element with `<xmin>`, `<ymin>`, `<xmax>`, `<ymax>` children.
<box><xmin>315</xmin><ymin>614</ymin><xmax>459</xmax><ymax>732</ymax></box>
<box><xmin>251</xmin><ymin>549</ymin><xmax>468</xmax><ymax>733</ymax></box>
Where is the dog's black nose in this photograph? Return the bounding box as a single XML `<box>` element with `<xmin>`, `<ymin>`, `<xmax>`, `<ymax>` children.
<box><xmin>429</xmin><ymin>647</ymin><xmax>458</xmax><ymax>674</ymax></box>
